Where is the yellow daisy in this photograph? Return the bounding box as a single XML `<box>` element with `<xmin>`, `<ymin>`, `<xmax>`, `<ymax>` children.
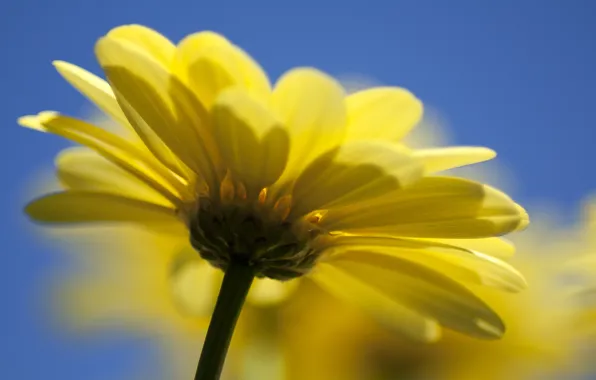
<box><xmin>20</xmin><ymin>24</ymin><xmax>528</xmax><ymax>377</ymax></box>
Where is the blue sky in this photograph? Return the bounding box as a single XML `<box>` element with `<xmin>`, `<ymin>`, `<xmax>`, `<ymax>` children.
<box><xmin>1</xmin><ymin>0</ymin><xmax>595</xmax><ymax>378</ymax></box>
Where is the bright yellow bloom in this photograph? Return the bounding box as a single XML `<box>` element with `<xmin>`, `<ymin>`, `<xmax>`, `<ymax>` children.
<box><xmin>21</xmin><ymin>24</ymin><xmax>528</xmax><ymax>350</ymax></box>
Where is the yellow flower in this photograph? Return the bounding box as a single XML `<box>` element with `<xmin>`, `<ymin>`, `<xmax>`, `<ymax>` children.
<box><xmin>21</xmin><ymin>24</ymin><xmax>528</xmax><ymax>348</ymax></box>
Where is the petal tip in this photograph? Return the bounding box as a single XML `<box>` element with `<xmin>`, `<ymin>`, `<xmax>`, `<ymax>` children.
<box><xmin>52</xmin><ymin>60</ymin><xmax>77</xmax><ymax>78</ymax></box>
<box><xmin>480</xmin><ymin>147</ymin><xmax>497</xmax><ymax>160</ymax></box>
<box><xmin>177</xmin><ymin>30</ymin><xmax>229</xmax><ymax>46</ymax></box>
<box><xmin>276</xmin><ymin>67</ymin><xmax>343</xmax><ymax>92</ymax></box>
<box><xmin>52</xmin><ymin>60</ymin><xmax>67</xmax><ymax>68</ymax></box>
<box><xmin>475</xmin><ymin>318</ymin><xmax>505</xmax><ymax>340</ymax></box>
<box><xmin>18</xmin><ymin>113</ymin><xmax>55</xmax><ymax>131</ymax></box>
<box><xmin>18</xmin><ymin>115</ymin><xmax>40</xmax><ymax>128</ymax></box>
<box><xmin>24</xmin><ymin>197</ymin><xmax>48</xmax><ymax>223</ymax></box>
<box><xmin>106</xmin><ymin>24</ymin><xmax>152</xmax><ymax>37</ymax></box>
<box><xmin>94</xmin><ymin>35</ymin><xmax>124</xmax><ymax>58</ymax></box>
<box><xmin>18</xmin><ymin>111</ymin><xmax>61</xmax><ymax>131</ymax></box>
<box><xmin>515</xmin><ymin>204</ymin><xmax>530</xmax><ymax>231</ymax></box>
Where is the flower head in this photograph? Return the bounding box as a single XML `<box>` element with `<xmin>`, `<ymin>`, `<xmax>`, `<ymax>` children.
<box><xmin>21</xmin><ymin>25</ymin><xmax>528</xmax><ymax>342</ymax></box>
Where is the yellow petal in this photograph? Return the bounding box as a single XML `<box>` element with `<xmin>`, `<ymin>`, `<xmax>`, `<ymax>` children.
<box><xmin>322</xmin><ymin>176</ymin><xmax>529</xmax><ymax>238</ymax></box>
<box><xmin>53</xmin><ymin>61</ymin><xmax>133</xmax><ymax>133</ymax></box>
<box><xmin>325</xmin><ymin>251</ymin><xmax>506</xmax><ymax>339</ymax></box>
<box><xmin>56</xmin><ymin>147</ymin><xmax>172</xmax><ymax>207</ymax></box>
<box><xmin>25</xmin><ymin>192</ymin><xmax>179</xmax><ymax>224</ymax></box>
<box><xmin>270</xmin><ymin>68</ymin><xmax>347</xmax><ymax>187</ymax></box>
<box><xmin>174</xmin><ymin>31</ymin><xmax>229</xmax><ymax>78</ymax></box>
<box><xmin>426</xmin><ymin>237</ymin><xmax>515</xmax><ymax>259</ymax></box>
<box><xmin>107</xmin><ymin>24</ymin><xmax>176</xmax><ymax>66</ymax></box>
<box><xmin>311</xmin><ymin>263</ymin><xmax>441</xmax><ymax>342</ymax></box>
<box><xmin>211</xmin><ymin>88</ymin><xmax>289</xmax><ymax>196</ymax></box>
<box><xmin>18</xmin><ymin>114</ymin><xmax>46</xmax><ymax>131</ymax></box>
<box><xmin>345</xmin><ymin>87</ymin><xmax>423</xmax><ymax>142</ymax></box>
<box><xmin>290</xmin><ymin>141</ymin><xmax>423</xmax><ymax>218</ymax></box>
<box><xmin>462</xmin><ymin>250</ymin><xmax>526</xmax><ymax>290</ymax></box>
<box><xmin>174</xmin><ymin>31</ymin><xmax>271</xmax><ymax>107</ymax></box>
<box><xmin>413</xmin><ymin>147</ymin><xmax>496</xmax><ymax>173</ymax></box>
<box><xmin>180</xmin><ymin>43</ymin><xmax>238</xmax><ymax>110</ymax></box>
<box><xmin>328</xmin><ymin>235</ymin><xmax>515</xmax><ymax>259</ymax></box>
<box><xmin>324</xmin><ymin>236</ymin><xmax>526</xmax><ymax>292</ymax></box>
<box><xmin>96</xmin><ymin>36</ymin><xmax>221</xmax><ymax>186</ymax></box>
<box><xmin>20</xmin><ymin>112</ymin><xmax>187</xmax><ymax>205</ymax></box>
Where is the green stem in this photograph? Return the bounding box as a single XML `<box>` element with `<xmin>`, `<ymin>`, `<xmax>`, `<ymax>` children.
<box><xmin>195</xmin><ymin>261</ymin><xmax>255</xmax><ymax>380</ymax></box>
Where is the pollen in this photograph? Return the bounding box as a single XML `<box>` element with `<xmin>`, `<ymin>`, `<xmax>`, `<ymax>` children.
<box><xmin>219</xmin><ymin>171</ymin><xmax>235</xmax><ymax>204</ymax></box>
<box><xmin>273</xmin><ymin>195</ymin><xmax>293</xmax><ymax>221</ymax></box>
<box><xmin>258</xmin><ymin>188</ymin><xmax>268</xmax><ymax>204</ymax></box>
<box><xmin>306</xmin><ymin>210</ymin><xmax>327</xmax><ymax>224</ymax></box>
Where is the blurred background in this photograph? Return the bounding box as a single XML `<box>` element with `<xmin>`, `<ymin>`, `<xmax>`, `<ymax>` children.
<box><xmin>1</xmin><ymin>0</ymin><xmax>596</xmax><ymax>379</ymax></box>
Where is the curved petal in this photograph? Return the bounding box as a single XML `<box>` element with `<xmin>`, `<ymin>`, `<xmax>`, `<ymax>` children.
<box><xmin>174</xmin><ymin>31</ymin><xmax>271</xmax><ymax>107</ymax></box>
<box><xmin>422</xmin><ymin>237</ymin><xmax>515</xmax><ymax>259</ymax></box>
<box><xmin>52</xmin><ymin>61</ymin><xmax>134</xmax><ymax>135</ymax></box>
<box><xmin>290</xmin><ymin>141</ymin><xmax>423</xmax><ymax>218</ymax></box>
<box><xmin>56</xmin><ymin>147</ymin><xmax>172</xmax><ymax>207</ymax></box>
<box><xmin>322</xmin><ymin>251</ymin><xmax>506</xmax><ymax>339</ymax></box>
<box><xmin>96</xmin><ymin>36</ymin><xmax>221</xmax><ymax>186</ymax></box>
<box><xmin>25</xmin><ymin>191</ymin><xmax>180</xmax><ymax>225</ymax></box>
<box><xmin>270</xmin><ymin>68</ymin><xmax>347</xmax><ymax>188</ymax></box>
<box><xmin>211</xmin><ymin>88</ymin><xmax>289</xmax><ymax>196</ymax></box>
<box><xmin>19</xmin><ymin>112</ymin><xmax>188</xmax><ymax>205</ymax></box>
<box><xmin>323</xmin><ymin>236</ymin><xmax>526</xmax><ymax>292</ymax></box>
<box><xmin>311</xmin><ymin>263</ymin><xmax>441</xmax><ymax>342</ymax></box>
<box><xmin>413</xmin><ymin>147</ymin><xmax>496</xmax><ymax>174</ymax></box>
<box><xmin>173</xmin><ymin>31</ymin><xmax>229</xmax><ymax>78</ymax></box>
<box><xmin>107</xmin><ymin>24</ymin><xmax>176</xmax><ymax>66</ymax></box>
<box><xmin>322</xmin><ymin>176</ymin><xmax>529</xmax><ymax>238</ymax></box>
<box><xmin>327</xmin><ymin>235</ymin><xmax>514</xmax><ymax>259</ymax></box>
<box><xmin>345</xmin><ymin>87</ymin><xmax>423</xmax><ymax>142</ymax></box>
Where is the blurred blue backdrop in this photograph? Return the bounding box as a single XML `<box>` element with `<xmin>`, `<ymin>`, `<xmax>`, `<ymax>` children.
<box><xmin>1</xmin><ymin>0</ymin><xmax>595</xmax><ymax>378</ymax></box>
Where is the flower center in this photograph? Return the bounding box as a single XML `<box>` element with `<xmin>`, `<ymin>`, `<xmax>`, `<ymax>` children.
<box><xmin>189</xmin><ymin>178</ymin><xmax>325</xmax><ymax>280</ymax></box>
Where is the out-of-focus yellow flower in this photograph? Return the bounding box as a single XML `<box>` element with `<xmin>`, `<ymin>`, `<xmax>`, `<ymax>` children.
<box><xmin>20</xmin><ymin>24</ymin><xmax>530</xmax><ymax>376</ymax></box>
<box><xmin>286</xmin><ymin>222</ymin><xmax>590</xmax><ymax>380</ymax></box>
<box><xmin>568</xmin><ymin>197</ymin><xmax>596</xmax><ymax>334</ymax></box>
